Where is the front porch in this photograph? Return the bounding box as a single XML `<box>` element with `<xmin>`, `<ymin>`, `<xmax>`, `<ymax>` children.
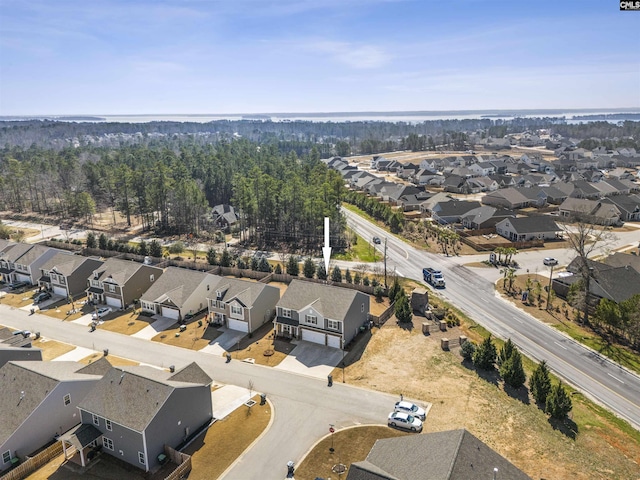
<box><xmin>274</xmin><ymin>316</ymin><xmax>300</xmax><ymax>340</ymax></box>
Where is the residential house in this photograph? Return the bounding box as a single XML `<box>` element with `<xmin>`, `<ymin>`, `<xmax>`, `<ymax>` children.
<box><xmin>482</xmin><ymin>188</ymin><xmax>534</xmax><ymax>209</ymax></box>
<box><xmin>273</xmin><ymin>279</ymin><xmax>369</xmax><ymax>349</ymax></box>
<box><xmin>558</xmin><ymin>198</ymin><xmax>621</xmax><ymax>226</ymax></box>
<box><xmin>431</xmin><ymin>200</ymin><xmax>481</xmax><ymax>225</ymax></box>
<box><xmin>0</xmin><ymin>328</ymin><xmax>42</xmax><ymax>367</ymax></box>
<box><xmin>461</xmin><ymin>206</ymin><xmax>516</xmax><ymax>230</ymax></box>
<box><xmin>346</xmin><ymin>429</ymin><xmax>531</xmax><ymax>480</ymax></box>
<box><xmin>208</xmin><ymin>276</ymin><xmax>280</xmax><ymax>333</ymax></box>
<box><xmin>86</xmin><ymin>258</ymin><xmax>163</xmax><ymax>310</ymax></box>
<box><xmin>398</xmin><ymin>192</ymin><xmax>433</xmax><ymax>212</ymax></box>
<box><xmin>413</xmin><ymin>169</ymin><xmax>444</xmax><ymax>186</ymax></box>
<box><xmin>212</xmin><ymin>204</ymin><xmax>238</xmax><ymax>231</ymax></box>
<box><xmin>73</xmin><ymin>363</ymin><xmax>212</xmax><ymax>472</ymax></box>
<box><xmin>419</xmin><ymin>192</ymin><xmax>453</xmax><ymax>216</ymax></box>
<box><xmin>140</xmin><ymin>267</ymin><xmax>216</xmax><ymax>321</ymax></box>
<box><xmin>604</xmin><ymin>252</ymin><xmax>640</xmax><ymax>274</ymax></box>
<box><xmin>495</xmin><ymin>216</ymin><xmax>561</xmax><ymax>242</ymax></box>
<box><xmin>488</xmin><ymin>174</ymin><xmax>517</xmax><ymax>189</ymax></box>
<box><xmin>468</xmin><ymin>161</ymin><xmax>496</xmax><ymax>177</ymax></box>
<box><xmin>396</xmin><ymin>163</ymin><xmax>420</xmax><ymax>179</ymax></box>
<box><xmin>0</xmin><ymin>240</ymin><xmax>16</xmax><ymax>283</ymax></box>
<box><xmin>442</xmin><ymin>175</ymin><xmax>467</xmax><ymax>194</ymax></box>
<box><xmin>601</xmin><ymin>194</ymin><xmax>640</xmax><ymax>221</ymax></box>
<box><xmin>39</xmin><ymin>252</ymin><xmax>104</xmax><ymax>299</ymax></box>
<box><xmin>0</xmin><ymin>360</ymin><xmax>106</xmax><ymax>472</ymax></box>
<box><xmin>464</xmin><ymin>177</ymin><xmax>499</xmax><ymax>193</ymax></box>
<box><xmin>537</xmin><ymin>186</ymin><xmax>568</xmax><ymax>205</ymax></box>
<box><xmin>385</xmin><ymin>185</ymin><xmax>421</xmax><ymax>205</ymax></box>
<box><xmin>0</xmin><ymin>243</ymin><xmax>60</xmax><ymax>286</ymax></box>
<box><xmin>556</xmin><ymin>180</ymin><xmax>602</xmax><ymax>199</ymax></box>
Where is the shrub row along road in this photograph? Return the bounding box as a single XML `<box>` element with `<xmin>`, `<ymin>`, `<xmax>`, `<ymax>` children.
<box><xmin>0</xmin><ymin>305</ymin><xmax>397</xmax><ymax>480</ymax></box>
<box><xmin>343</xmin><ymin>208</ymin><xmax>640</xmax><ymax>431</ymax></box>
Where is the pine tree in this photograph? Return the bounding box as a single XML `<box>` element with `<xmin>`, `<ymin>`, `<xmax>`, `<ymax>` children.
<box><xmin>258</xmin><ymin>256</ymin><xmax>272</xmax><ymax>272</ymax></box>
<box><xmin>472</xmin><ymin>335</ymin><xmax>497</xmax><ymax>370</ymax></box>
<box><xmin>500</xmin><ymin>348</ymin><xmax>526</xmax><ymax>388</ymax></box>
<box><xmin>395</xmin><ymin>292</ymin><xmax>412</xmax><ymax>323</ymax></box>
<box><xmin>274</xmin><ymin>263</ymin><xmax>282</xmax><ymax>274</ymax></box>
<box><xmin>98</xmin><ymin>233</ymin><xmax>108</xmax><ymax>250</ymax></box>
<box><xmin>137</xmin><ymin>240</ymin><xmax>148</xmax><ymax>256</ymax></box>
<box><xmin>331</xmin><ymin>266</ymin><xmax>342</xmax><ymax>283</ymax></box>
<box><xmin>286</xmin><ymin>256</ymin><xmax>299</xmax><ymax>276</ymax></box>
<box><xmin>388</xmin><ymin>279</ymin><xmax>402</xmax><ymax>303</ymax></box>
<box><xmin>303</xmin><ymin>258</ymin><xmax>315</xmax><ymax>278</ymax></box>
<box><xmin>250</xmin><ymin>256</ymin><xmax>259</xmax><ymax>271</ymax></box>
<box><xmin>530</xmin><ymin>360</ymin><xmax>552</xmax><ymax>405</ymax></box>
<box><xmin>497</xmin><ymin>338</ymin><xmax>515</xmax><ymax>367</ymax></box>
<box><xmin>345</xmin><ymin>269</ymin><xmax>352</xmax><ymax>284</ymax></box>
<box><xmin>316</xmin><ymin>264</ymin><xmax>327</xmax><ymax>280</ymax></box>
<box><xmin>219</xmin><ymin>248</ymin><xmax>232</xmax><ymax>267</ymax></box>
<box><xmin>86</xmin><ymin>232</ymin><xmax>97</xmax><ymax>249</ymax></box>
<box><xmin>206</xmin><ymin>247</ymin><xmax>217</xmax><ymax>265</ymax></box>
<box><xmin>460</xmin><ymin>340</ymin><xmax>476</xmax><ymax>361</ymax></box>
<box><xmin>149</xmin><ymin>239</ymin><xmax>163</xmax><ymax>258</ymax></box>
<box><xmin>546</xmin><ymin>381</ymin><xmax>572</xmax><ymax>419</ymax></box>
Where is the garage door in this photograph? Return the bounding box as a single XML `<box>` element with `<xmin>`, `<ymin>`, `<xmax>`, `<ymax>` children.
<box><xmin>301</xmin><ymin>329</ymin><xmax>326</xmax><ymax>345</ymax></box>
<box><xmin>228</xmin><ymin>319</ymin><xmax>248</xmax><ymax>333</ymax></box>
<box><xmin>161</xmin><ymin>306</ymin><xmax>180</xmax><ymax>320</ymax></box>
<box><xmin>105</xmin><ymin>296</ymin><xmax>122</xmax><ymax>308</ymax></box>
<box><xmin>326</xmin><ymin>335</ymin><xmax>342</xmax><ymax>349</ymax></box>
<box><xmin>53</xmin><ymin>286</ymin><xmax>67</xmax><ymax>297</ymax></box>
<box><xmin>16</xmin><ymin>273</ymin><xmax>31</xmax><ymax>283</ymax></box>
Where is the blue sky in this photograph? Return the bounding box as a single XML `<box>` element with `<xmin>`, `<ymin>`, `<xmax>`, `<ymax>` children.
<box><xmin>1</xmin><ymin>0</ymin><xmax>639</xmax><ymax>115</ymax></box>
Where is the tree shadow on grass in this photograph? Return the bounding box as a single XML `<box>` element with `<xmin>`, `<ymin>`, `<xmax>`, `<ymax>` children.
<box><xmin>397</xmin><ymin>320</ymin><xmax>414</xmax><ymax>332</ymax></box>
<box><xmin>460</xmin><ymin>358</ymin><xmax>500</xmax><ymax>387</ymax></box>
<box><xmin>503</xmin><ymin>383</ymin><xmax>531</xmax><ymax>405</ymax></box>
<box><xmin>548</xmin><ymin>416</ymin><xmax>579</xmax><ymax>440</ymax></box>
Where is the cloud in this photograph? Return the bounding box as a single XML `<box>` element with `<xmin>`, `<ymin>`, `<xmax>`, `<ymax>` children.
<box><xmin>304</xmin><ymin>40</ymin><xmax>390</xmax><ymax>69</ymax></box>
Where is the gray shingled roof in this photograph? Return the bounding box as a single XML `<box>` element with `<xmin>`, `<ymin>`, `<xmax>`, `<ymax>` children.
<box><xmin>215</xmin><ymin>277</ymin><xmax>276</xmax><ymax>307</ymax></box>
<box><xmin>40</xmin><ymin>251</ymin><xmax>88</xmax><ymax>276</ymax></box>
<box><xmin>2</xmin><ymin>242</ymin><xmax>36</xmax><ymax>262</ymax></box>
<box><xmin>0</xmin><ymin>239</ymin><xmax>15</xmax><ymax>253</ymax></box>
<box><xmin>604</xmin><ymin>252</ymin><xmax>640</xmax><ymax>274</ymax></box>
<box><xmin>15</xmin><ymin>244</ymin><xmax>54</xmax><ymax>266</ymax></box>
<box><xmin>347</xmin><ymin>429</ymin><xmax>531</xmax><ymax>480</ymax></box>
<box><xmin>75</xmin><ymin>357</ymin><xmax>113</xmax><ymax>376</ymax></box>
<box><xmin>93</xmin><ymin>257</ymin><xmax>155</xmax><ymax>285</ymax></box>
<box><xmin>140</xmin><ymin>267</ymin><xmax>216</xmax><ymax>307</ymax></box>
<box><xmin>500</xmin><ymin>216</ymin><xmax>560</xmax><ymax>234</ymax></box>
<box><xmin>78</xmin><ymin>364</ymin><xmax>211</xmax><ymax>432</ymax></box>
<box><xmin>0</xmin><ymin>361</ymin><xmax>101</xmax><ymax>444</ymax></box>
<box><xmin>277</xmin><ymin>279</ymin><xmax>364</xmax><ymax>320</ymax></box>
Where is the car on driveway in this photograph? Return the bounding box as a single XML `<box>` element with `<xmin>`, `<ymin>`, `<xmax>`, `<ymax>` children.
<box><xmin>92</xmin><ymin>307</ymin><xmax>113</xmax><ymax>320</ymax></box>
<box><xmin>543</xmin><ymin>257</ymin><xmax>558</xmax><ymax>266</ymax></box>
<box><xmin>33</xmin><ymin>291</ymin><xmax>52</xmax><ymax>304</ymax></box>
<box><xmin>8</xmin><ymin>281</ymin><xmax>29</xmax><ymax>291</ymax></box>
<box><xmin>394</xmin><ymin>401</ymin><xmax>426</xmax><ymax>421</ymax></box>
<box><xmin>388</xmin><ymin>411</ymin><xmax>423</xmax><ymax>432</ymax></box>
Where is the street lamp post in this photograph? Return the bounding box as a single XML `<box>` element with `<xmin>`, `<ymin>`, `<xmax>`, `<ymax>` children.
<box><xmin>342</xmin><ymin>345</ymin><xmax>345</xmax><ymax>383</ymax></box>
<box><xmin>546</xmin><ymin>264</ymin><xmax>554</xmax><ymax>310</ymax></box>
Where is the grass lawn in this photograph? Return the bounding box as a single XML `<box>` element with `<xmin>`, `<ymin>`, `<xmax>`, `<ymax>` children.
<box><xmin>151</xmin><ymin>320</ymin><xmax>212</xmax><ymax>350</ymax></box>
<box><xmin>295</xmin><ymin>426</ymin><xmax>408</xmax><ymax>480</ymax></box>
<box><xmin>183</xmin><ymin>395</ymin><xmax>271</xmax><ymax>480</ymax></box>
<box><xmin>231</xmin><ymin>322</ymin><xmax>291</xmax><ymax>366</ymax></box>
<box><xmin>97</xmin><ymin>310</ymin><xmax>158</xmax><ymax>335</ymax></box>
<box><xmin>0</xmin><ymin>287</ymin><xmax>39</xmax><ymax>308</ymax></box>
<box><xmin>496</xmin><ymin>273</ymin><xmax>640</xmax><ymax>375</ymax></box>
<box><xmin>333</xmin><ymin>229</ymin><xmax>379</xmax><ymax>263</ymax></box>
<box><xmin>32</xmin><ymin>337</ymin><xmax>76</xmax><ymax>360</ymax></box>
<box><xmin>41</xmin><ymin>297</ymin><xmax>93</xmax><ymax>321</ymax></box>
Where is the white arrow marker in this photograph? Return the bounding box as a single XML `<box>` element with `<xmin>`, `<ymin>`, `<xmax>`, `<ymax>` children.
<box><xmin>322</xmin><ymin>217</ymin><xmax>331</xmax><ymax>273</ymax></box>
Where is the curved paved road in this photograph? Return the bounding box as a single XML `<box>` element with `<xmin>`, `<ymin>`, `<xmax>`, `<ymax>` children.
<box><xmin>344</xmin><ymin>208</ymin><xmax>640</xmax><ymax>431</ymax></box>
<box><xmin>0</xmin><ymin>305</ymin><xmax>397</xmax><ymax>480</ymax></box>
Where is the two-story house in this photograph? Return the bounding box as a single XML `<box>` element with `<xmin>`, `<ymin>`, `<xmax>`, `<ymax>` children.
<box><xmin>0</xmin><ymin>360</ymin><xmax>106</xmax><ymax>473</ymax></box>
<box><xmin>273</xmin><ymin>280</ymin><xmax>370</xmax><ymax>349</ymax></box>
<box><xmin>0</xmin><ymin>244</ymin><xmax>60</xmax><ymax>286</ymax></box>
<box><xmin>86</xmin><ymin>258</ymin><xmax>163</xmax><ymax>310</ymax></box>
<box><xmin>39</xmin><ymin>252</ymin><xmax>104</xmax><ymax>299</ymax></box>
<box><xmin>74</xmin><ymin>363</ymin><xmax>212</xmax><ymax>472</ymax></box>
<box><xmin>207</xmin><ymin>277</ymin><xmax>280</xmax><ymax>333</ymax></box>
<box><xmin>140</xmin><ymin>267</ymin><xmax>216</xmax><ymax>321</ymax></box>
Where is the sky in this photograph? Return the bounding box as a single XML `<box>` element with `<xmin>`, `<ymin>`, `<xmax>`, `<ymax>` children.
<box><xmin>0</xmin><ymin>0</ymin><xmax>639</xmax><ymax>115</ymax></box>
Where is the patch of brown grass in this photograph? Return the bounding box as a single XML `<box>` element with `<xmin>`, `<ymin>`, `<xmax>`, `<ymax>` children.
<box><xmin>230</xmin><ymin>322</ymin><xmax>289</xmax><ymax>366</ymax></box>
<box><xmin>33</xmin><ymin>338</ymin><xmax>76</xmax><ymax>360</ymax></box>
<box><xmin>0</xmin><ymin>288</ymin><xmax>38</xmax><ymax>308</ymax></box>
<box><xmin>151</xmin><ymin>321</ymin><xmax>211</xmax><ymax>350</ymax></box>
<box><xmin>97</xmin><ymin>311</ymin><xmax>157</xmax><ymax>335</ymax></box>
<box><xmin>295</xmin><ymin>426</ymin><xmax>408</xmax><ymax>480</ymax></box>
<box><xmin>40</xmin><ymin>297</ymin><xmax>93</xmax><ymax>321</ymax></box>
<box><xmin>77</xmin><ymin>353</ymin><xmax>139</xmax><ymax>367</ymax></box>
<box><xmin>183</xmin><ymin>395</ymin><xmax>271</xmax><ymax>480</ymax></box>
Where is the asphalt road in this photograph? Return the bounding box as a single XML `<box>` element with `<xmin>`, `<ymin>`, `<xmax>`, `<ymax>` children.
<box><xmin>343</xmin><ymin>208</ymin><xmax>640</xmax><ymax>431</ymax></box>
<box><xmin>0</xmin><ymin>304</ymin><xmax>399</xmax><ymax>480</ymax></box>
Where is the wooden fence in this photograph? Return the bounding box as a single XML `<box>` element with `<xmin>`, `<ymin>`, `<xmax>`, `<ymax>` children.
<box><xmin>163</xmin><ymin>445</ymin><xmax>192</xmax><ymax>480</ymax></box>
<box><xmin>0</xmin><ymin>442</ymin><xmax>62</xmax><ymax>480</ymax></box>
<box><xmin>369</xmin><ymin>301</ymin><xmax>396</xmax><ymax>326</ymax></box>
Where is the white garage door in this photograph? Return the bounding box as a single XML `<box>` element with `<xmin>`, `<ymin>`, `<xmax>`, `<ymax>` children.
<box><xmin>106</xmin><ymin>296</ymin><xmax>122</xmax><ymax>308</ymax></box>
<box><xmin>302</xmin><ymin>329</ymin><xmax>326</xmax><ymax>345</ymax></box>
<box><xmin>53</xmin><ymin>286</ymin><xmax>67</xmax><ymax>297</ymax></box>
<box><xmin>16</xmin><ymin>273</ymin><xmax>31</xmax><ymax>283</ymax></box>
<box><xmin>161</xmin><ymin>306</ymin><xmax>180</xmax><ymax>320</ymax></box>
<box><xmin>228</xmin><ymin>319</ymin><xmax>248</xmax><ymax>333</ymax></box>
<box><xmin>327</xmin><ymin>335</ymin><xmax>342</xmax><ymax>349</ymax></box>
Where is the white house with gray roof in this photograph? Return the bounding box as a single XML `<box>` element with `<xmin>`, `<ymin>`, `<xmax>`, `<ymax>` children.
<box><xmin>207</xmin><ymin>277</ymin><xmax>280</xmax><ymax>333</ymax></box>
<box><xmin>495</xmin><ymin>216</ymin><xmax>561</xmax><ymax>242</ymax></box>
<box><xmin>86</xmin><ymin>257</ymin><xmax>163</xmax><ymax>310</ymax></box>
<box><xmin>274</xmin><ymin>279</ymin><xmax>369</xmax><ymax>349</ymax></box>
<box><xmin>75</xmin><ymin>363</ymin><xmax>212</xmax><ymax>472</ymax></box>
<box><xmin>140</xmin><ymin>267</ymin><xmax>217</xmax><ymax>321</ymax></box>
<box><xmin>0</xmin><ymin>360</ymin><xmax>105</xmax><ymax>472</ymax></box>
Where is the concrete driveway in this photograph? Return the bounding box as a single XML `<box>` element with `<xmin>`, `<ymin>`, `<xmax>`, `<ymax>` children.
<box><xmin>274</xmin><ymin>341</ymin><xmax>345</xmax><ymax>379</ymax></box>
<box><xmin>131</xmin><ymin>315</ymin><xmax>176</xmax><ymax>340</ymax></box>
<box><xmin>199</xmin><ymin>327</ymin><xmax>247</xmax><ymax>356</ymax></box>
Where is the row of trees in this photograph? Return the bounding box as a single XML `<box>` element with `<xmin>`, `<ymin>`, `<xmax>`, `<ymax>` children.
<box><xmin>462</xmin><ymin>336</ymin><xmax>572</xmax><ymax>419</ymax></box>
<box><xmin>343</xmin><ymin>190</ymin><xmax>405</xmax><ymax>233</ymax></box>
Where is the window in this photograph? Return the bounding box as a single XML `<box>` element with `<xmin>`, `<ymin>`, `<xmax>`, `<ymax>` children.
<box><xmin>103</xmin><ymin>437</ymin><xmax>114</xmax><ymax>451</ymax></box>
<box><xmin>107</xmin><ymin>284</ymin><xmax>115</xmax><ymax>293</ymax></box>
<box><xmin>92</xmin><ymin>414</ymin><xmax>99</xmax><ymax>426</ymax></box>
<box><xmin>207</xmin><ymin>284</ymin><xmax>210</xmax><ymax>291</ymax></box>
<box><xmin>150</xmin><ymin>274</ymin><xmax>155</xmax><ymax>282</ymax></box>
<box><xmin>282</xmin><ymin>308</ymin><xmax>291</xmax><ymax>318</ymax></box>
<box><xmin>361</xmin><ymin>303</ymin><xmax>364</xmax><ymax>312</ymax></box>
<box><xmin>138</xmin><ymin>452</ymin><xmax>145</xmax><ymax>465</ymax></box>
<box><xmin>59</xmin><ymin>277</ymin><xmax>66</xmax><ymax>285</ymax></box>
<box><xmin>2</xmin><ymin>451</ymin><xmax>10</xmax><ymax>464</ymax></box>
<box><xmin>63</xmin><ymin>394</ymin><xmax>71</xmax><ymax>406</ymax></box>
<box><xmin>327</xmin><ymin>319</ymin><xmax>340</xmax><ymax>331</ymax></box>
<box><xmin>231</xmin><ymin>305</ymin><xmax>242</xmax><ymax>316</ymax></box>
<box><xmin>106</xmin><ymin>419</ymin><xmax>112</xmax><ymax>431</ymax></box>
<box><xmin>305</xmin><ymin>314</ymin><xmax>317</xmax><ymax>325</ymax></box>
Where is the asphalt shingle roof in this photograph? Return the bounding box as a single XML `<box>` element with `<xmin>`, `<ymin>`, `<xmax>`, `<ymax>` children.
<box><xmin>141</xmin><ymin>267</ymin><xmax>215</xmax><ymax>307</ymax></box>
<box><xmin>93</xmin><ymin>257</ymin><xmax>158</xmax><ymax>285</ymax></box>
<box><xmin>500</xmin><ymin>216</ymin><xmax>560</xmax><ymax>234</ymax></box>
<box><xmin>277</xmin><ymin>279</ymin><xmax>364</xmax><ymax>320</ymax></box>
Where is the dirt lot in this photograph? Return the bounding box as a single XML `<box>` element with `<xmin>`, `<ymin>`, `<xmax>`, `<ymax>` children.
<box><xmin>337</xmin><ymin>309</ymin><xmax>640</xmax><ymax>480</ymax></box>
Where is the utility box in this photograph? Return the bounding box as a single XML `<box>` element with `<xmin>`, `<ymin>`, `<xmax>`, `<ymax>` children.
<box><xmin>411</xmin><ymin>288</ymin><xmax>429</xmax><ymax>315</ymax></box>
<box><xmin>441</xmin><ymin>338</ymin><xmax>450</xmax><ymax>350</ymax></box>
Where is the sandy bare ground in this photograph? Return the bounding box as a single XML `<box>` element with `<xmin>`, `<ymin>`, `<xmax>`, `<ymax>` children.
<box><xmin>340</xmin><ymin>314</ymin><xmax>640</xmax><ymax>480</ymax></box>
